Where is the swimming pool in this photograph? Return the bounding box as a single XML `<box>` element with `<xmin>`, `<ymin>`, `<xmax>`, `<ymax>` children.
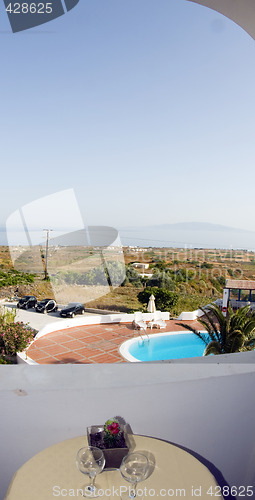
<box><xmin>119</xmin><ymin>331</ymin><xmax>207</xmax><ymax>362</ymax></box>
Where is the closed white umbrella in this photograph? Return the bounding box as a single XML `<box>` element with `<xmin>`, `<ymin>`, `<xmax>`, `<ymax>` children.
<box><xmin>147</xmin><ymin>294</ymin><xmax>156</xmax><ymax>313</ymax></box>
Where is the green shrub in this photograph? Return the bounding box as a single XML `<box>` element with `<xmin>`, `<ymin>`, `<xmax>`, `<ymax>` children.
<box><xmin>52</xmin><ymin>262</ymin><xmax>126</xmax><ymax>287</ymax></box>
<box><xmin>150</xmin><ymin>260</ymin><xmax>166</xmax><ymax>271</ymax></box>
<box><xmin>0</xmin><ymin>269</ymin><xmax>35</xmax><ymax>287</ymax></box>
<box><xmin>122</xmin><ymin>266</ymin><xmax>143</xmax><ymax>287</ymax></box>
<box><xmin>1</xmin><ymin>322</ymin><xmax>35</xmax><ymax>356</ymax></box>
<box><xmin>217</xmin><ymin>276</ymin><xmax>226</xmax><ymax>286</ymax></box>
<box><xmin>201</xmin><ymin>262</ymin><xmax>213</xmax><ymax>269</ymax></box>
<box><xmin>137</xmin><ymin>287</ymin><xmax>179</xmax><ymax>312</ymax></box>
<box><xmin>147</xmin><ymin>271</ymin><xmax>176</xmax><ymax>291</ymax></box>
<box><xmin>172</xmin><ymin>293</ymin><xmax>211</xmax><ymax>317</ymax></box>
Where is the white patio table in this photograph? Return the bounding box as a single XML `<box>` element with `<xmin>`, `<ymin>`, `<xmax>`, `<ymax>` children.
<box><xmin>5</xmin><ymin>434</ymin><xmax>223</xmax><ymax>500</ymax></box>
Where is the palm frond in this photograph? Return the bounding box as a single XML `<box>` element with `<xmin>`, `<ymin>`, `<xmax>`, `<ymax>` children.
<box><xmin>226</xmin><ymin>332</ymin><xmax>245</xmax><ymax>353</ymax></box>
<box><xmin>243</xmin><ymin>333</ymin><xmax>255</xmax><ymax>349</ymax></box>
<box><xmin>176</xmin><ymin>323</ymin><xmax>208</xmax><ymax>345</ymax></box>
<box><xmin>178</xmin><ymin>303</ymin><xmax>255</xmax><ymax>356</ymax></box>
<box><xmin>198</xmin><ymin>306</ymin><xmax>222</xmax><ymax>343</ymax></box>
<box><xmin>203</xmin><ymin>341</ymin><xmax>222</xmax><ymax>356</ymax></box>
<box><xmin>193</xmin><ymin>318</ymin><xmax>217</xmax><ymax>343</ymax></box>
<box><xmin>229</xmin><ymin>306</ymin><xmax>250</xmax><ymax>332</ymax></box>
<box><xmin>242</xmin><ymin>318</ymin><xmax>255</xmax><ymax>337</ymax></box>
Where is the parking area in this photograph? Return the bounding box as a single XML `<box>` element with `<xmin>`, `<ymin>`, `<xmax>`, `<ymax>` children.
<box><xmin>3</xmin><ymin>301</ymin><xmax>95</xmax><ymax>332</ymax></box>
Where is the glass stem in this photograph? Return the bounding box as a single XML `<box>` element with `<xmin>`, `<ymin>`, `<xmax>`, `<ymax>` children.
<box><xmin>130</xmin><ymin>482</ymin><xmax>137</xmax><ymax>498</ymax></box>
<box><xmin>89</xmin><ymin>474</ymin><xmax>96</xmax><ymax>491</ymax></box>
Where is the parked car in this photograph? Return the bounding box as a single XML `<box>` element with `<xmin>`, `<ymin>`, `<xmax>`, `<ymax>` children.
<box><xmin>17</xmin><ymin>295</ymin><xmax>37</xmax><ymax>310</ymax></box>
<box><xmin>35</xmin><ymin>299</ymin><xmax>58</xmax><ymax>314</ymax></box>
<box><xmin>60</xmin><ymin>302</ymin><xmax>85</xmax><ymax>318</ymax></box>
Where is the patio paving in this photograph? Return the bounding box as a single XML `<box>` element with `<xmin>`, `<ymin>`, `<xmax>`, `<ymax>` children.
<box><xmin>26</xmin><ymin>319</ymin><xmax>203</xmax><ymax>364</ymax></box>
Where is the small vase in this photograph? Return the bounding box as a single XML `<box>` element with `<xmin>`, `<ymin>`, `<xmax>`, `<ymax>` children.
<box><xmin>87</xmin><ymin>425</ymin><xmax>129</xmax><ymax>469</ymax></box>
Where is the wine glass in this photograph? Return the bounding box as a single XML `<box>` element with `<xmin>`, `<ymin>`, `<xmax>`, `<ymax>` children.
<box><xmin>120</xmin><ymin>452</ymin><xmax>149</xmax><ymax>499</ymax></box>
<box><xmin>76</xmin><ymin>446</ymin><xmax>105</xmax><ymax>498</ymax></box>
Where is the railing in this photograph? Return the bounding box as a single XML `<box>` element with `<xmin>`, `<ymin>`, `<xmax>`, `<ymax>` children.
<box><xmin>1</xmin><ymin>355</ymin><xmax>255</xmax><ymax>500</ymax></box>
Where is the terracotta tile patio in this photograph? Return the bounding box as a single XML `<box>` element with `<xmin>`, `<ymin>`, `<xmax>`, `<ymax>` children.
<box><xmin>26</xmin><ymin>319</ymin><xmax>202</xmax><ymax>364</ymax></box>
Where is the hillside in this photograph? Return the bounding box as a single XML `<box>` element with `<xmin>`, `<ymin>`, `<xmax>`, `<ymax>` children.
<box><xmin>1</xmin><ymin>245</ymin><xmax>255</xmax><ymax>315</ymax></box>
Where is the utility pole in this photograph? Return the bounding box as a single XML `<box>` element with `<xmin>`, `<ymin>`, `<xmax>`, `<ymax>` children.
<box><xmin>43</xmin><ymin>229</ymin><xmax>53</xmax><ymax>280</ymax></box>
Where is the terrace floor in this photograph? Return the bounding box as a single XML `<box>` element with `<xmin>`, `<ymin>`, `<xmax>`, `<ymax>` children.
<box><xmin>26</xmin><ymin>319</ymin><xmax>202</xmax><ymax>364</ymax></box>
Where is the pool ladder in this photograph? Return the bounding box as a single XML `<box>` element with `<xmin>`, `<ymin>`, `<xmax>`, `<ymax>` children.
<box><xmin>138</xmin><ymin>328</ymin><xmax>150</xmax><ymax>343</ymax></box>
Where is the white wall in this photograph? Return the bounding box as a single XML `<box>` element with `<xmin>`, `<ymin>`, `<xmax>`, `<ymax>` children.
<box><xmin>30</xmin><ymin>312</ymin><xmax>170</xmax><ymax>341</ymax></box>
<box><xmin>1</xmin><ymin>355</ymin><xmax>255</xmax><ymax>499</ymax></box>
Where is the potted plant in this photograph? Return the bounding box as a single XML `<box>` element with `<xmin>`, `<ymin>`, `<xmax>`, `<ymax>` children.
<box><xmin>87</xmin><ymin>418</ymin><xmax>129</xmax><ymax>469</ymax></box>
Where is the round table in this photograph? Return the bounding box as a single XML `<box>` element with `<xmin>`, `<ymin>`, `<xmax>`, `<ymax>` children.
<box><xmin>5</xmin><ymin>435</ymin><xmax>223</xmax><ymax>499</ymax></box>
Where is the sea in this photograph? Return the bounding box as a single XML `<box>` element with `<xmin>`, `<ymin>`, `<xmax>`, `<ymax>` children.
<box><xmin>1</xmin><ymin>226</ymin><xmax>255</xmax><ymax>251</ymax></box>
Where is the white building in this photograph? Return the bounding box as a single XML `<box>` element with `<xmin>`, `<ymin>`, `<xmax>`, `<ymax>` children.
<box><xmin>132</xmin><ymin>262</ymin><xmax>150</xmax><ymax>270</ymax></box>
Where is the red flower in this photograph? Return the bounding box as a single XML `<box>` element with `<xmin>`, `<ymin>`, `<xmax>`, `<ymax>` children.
<box><xmin>107</xmin><ymin>422</ymin><xmax>120</xmax><ymax>435</ymax></box>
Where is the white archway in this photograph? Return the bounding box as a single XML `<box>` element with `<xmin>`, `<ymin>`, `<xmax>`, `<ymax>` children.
<box><xmin>189</xmin><ymin>0</ymin><xmax>255</xmax><ymax>39</ymax></box>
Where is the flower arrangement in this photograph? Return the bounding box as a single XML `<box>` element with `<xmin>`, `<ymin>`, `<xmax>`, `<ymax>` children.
<box><xmin>103</xmin><ymin>418</ymin><xmax>122</xmax><ymax>447</ymax></box>
<box><xmin>87</xmin><ymin>417</ymin><xmax>129</xmax><ymax>468</ymax></box>
<box><xmin>0</xmin><ymin>321</ymin><xmax>35</xmax><ymax>357</ymax></box>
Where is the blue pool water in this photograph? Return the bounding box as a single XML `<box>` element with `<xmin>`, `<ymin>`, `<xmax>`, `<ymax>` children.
<box><xmin>127</xmin><ymin>332</ymin><xmax>207</xmax><ymax>361</ymax></box>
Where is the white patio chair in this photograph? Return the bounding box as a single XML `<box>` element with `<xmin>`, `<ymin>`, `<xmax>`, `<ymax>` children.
<box><xmin>148</xmin><ymin>311</ymin><xmax>166</xmax><ymax>329</ymax></box>
<box><xmin>133</xmin><ymin>311</ymin><xmax>147</xmax><ymax>331</ymax></box>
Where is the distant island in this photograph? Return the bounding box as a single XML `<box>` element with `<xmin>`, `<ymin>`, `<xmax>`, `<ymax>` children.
<box><xmin>144</xmin><ymin>222</ymin><xmax>254</xmax><ymax>233</ymax></box>
<box><xmin>118</xmin><ymin>222</ymin><xmax>255</xmax><ymax>250</ymax></box>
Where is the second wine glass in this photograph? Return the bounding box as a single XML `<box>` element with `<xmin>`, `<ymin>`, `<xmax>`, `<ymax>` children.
<box><xmin>120</xmin><ymin>452</ymin><xmax>149</xmax><ymax>499</ymax></box>
<box><xmin>76</xmin><ymin>446</ymin><xmax>105</xmax><ymax>498</ymax></box>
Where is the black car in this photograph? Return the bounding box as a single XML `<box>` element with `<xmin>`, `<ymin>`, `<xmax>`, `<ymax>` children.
<box><xmin>60</xmin><ymin>302</ymin><xmax>85</xmax><ymax>318</ymax></box>
<box><xmin>35</xmin><ymin>299</ymin><xmax>58</xmax><ymax>314</ymax></box>
<box><xmin>17</xmin><ymin>295</ymin><xmax>37</xmax><ymax>310</ymax></box>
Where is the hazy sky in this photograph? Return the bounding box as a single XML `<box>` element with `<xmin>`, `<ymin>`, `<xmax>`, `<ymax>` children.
<box><xmin>0</xmin><ymin>0</ymin><xmax>255</xmax><ymax>232</ymax></box>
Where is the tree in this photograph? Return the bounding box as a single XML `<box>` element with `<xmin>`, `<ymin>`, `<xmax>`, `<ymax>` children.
<box><xmin>151</xmin><ymin>260</ymin><xmax>167</xmax><ymax>271</ymax></box>
<box><xmin>122</xmin><ymin>266</ymin><xmax>143</xmax><ymax>288</ymax></box>
<box><xmin>138</xmin><ymin>287</ymin><xmax>179</xmax><ymax>312</ymax></box>
<box><xmin>105</xmin><ymin>261</ymin><xmax>126</xmax><ymax>286</ymax></box>
<box><xmin>147</xmin><ymin>271</ymin><xmax>176</xmax><ymax>291</ymax></box>
<box><xmin>178</xmin><ymin>303</ymin><xmax>255</xmax><ymax>355</ymax></box>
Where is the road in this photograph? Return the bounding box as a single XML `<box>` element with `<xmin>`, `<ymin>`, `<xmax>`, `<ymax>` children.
<box><xmin>3</xmin><ymin>301</ymin><xmax>67</xmax><ymax>331</ymax></box>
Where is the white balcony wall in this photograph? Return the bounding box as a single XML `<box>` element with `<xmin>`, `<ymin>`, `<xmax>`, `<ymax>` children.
<box><xmin>1</xmin><ymin>355</ymin><xmax>255</xmax><ymax>499</ymax></box>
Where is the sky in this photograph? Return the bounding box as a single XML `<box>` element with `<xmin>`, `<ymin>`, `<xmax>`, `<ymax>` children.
<box><xmin>0</xmin><ymin>0</ymin><xmax>255</xmax><ymax>235</ymax></box>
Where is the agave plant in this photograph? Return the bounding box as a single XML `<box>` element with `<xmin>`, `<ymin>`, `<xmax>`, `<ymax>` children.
<box><xmin>178</xmin><ymin>303</ymin><xmax>255</xmax><ymax>355</ymax></box>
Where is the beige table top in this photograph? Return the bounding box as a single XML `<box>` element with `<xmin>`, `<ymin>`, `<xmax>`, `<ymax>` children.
<box><xmin>5</xmin><ymin>435</ymin><xmax>223</xmax><ymax>500</ymax></box>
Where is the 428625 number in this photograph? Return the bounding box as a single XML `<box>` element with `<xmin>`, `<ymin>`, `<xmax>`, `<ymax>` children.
<box><xmin>207</xmin><ymin>485</ymin><xmax>254</xmax><ymax>497</ymax></box>
<box><xmin>5</xmin><ymin>3</ymin><xmax>53</xmax><ymax>14</ymax></box>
